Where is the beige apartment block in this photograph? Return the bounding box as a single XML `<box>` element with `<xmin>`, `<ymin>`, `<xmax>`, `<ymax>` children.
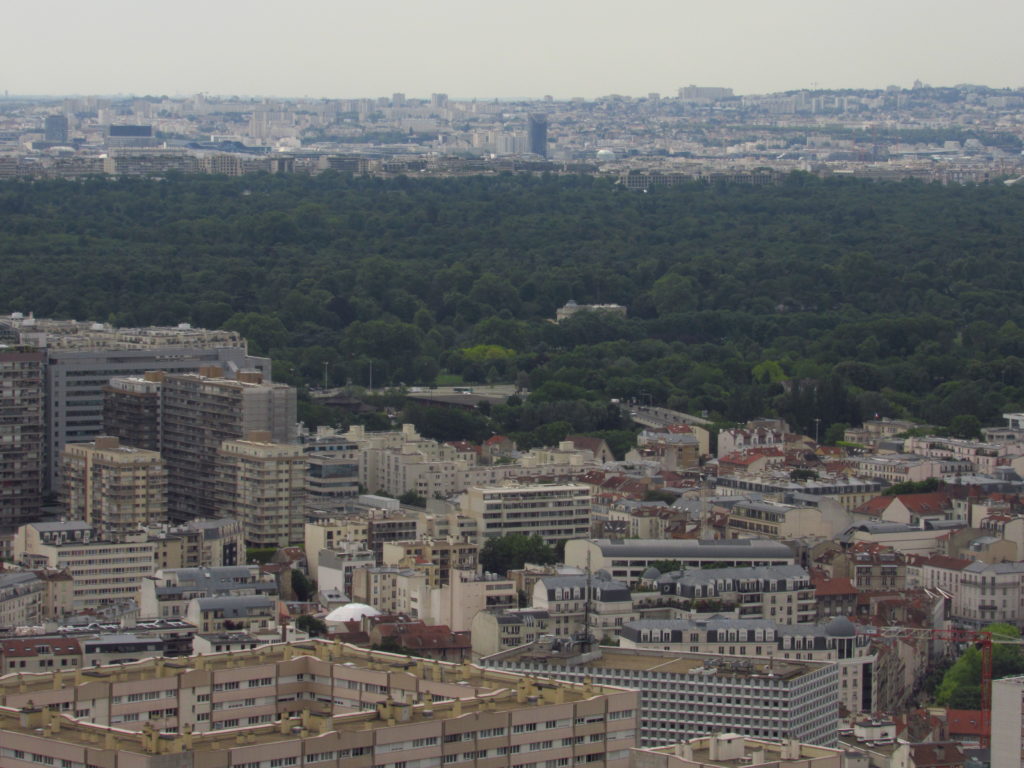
<box><xmin>304</xmin><ymin>517</ymin><xmax>370</xmax><ymax>573</ymax></box>
<box><xmin>161</xmin><ymin>370</ymin><xmax>296</xmax><ymax>521</ymax></box>
<box><xmin>459</xmin><ymin>482</ymin><xmax>592</xmax><ymax>545</ymax></box>
<box><xmin>425</xmin><ymin>569</ymin><xmax>517</xmax><ymax>632</ymax></box>
<box><xmin>381</xmin><ymin>537</ymin><xmax>480</xmax><ymax>586</ymax></box>
<box><xmin>62</xmin><ymin>436</ymin><xmax>167</xmax><ymax>541</ymax></box>
<box><xmin>0</xmin><ymin>641</ymin><xmax>639</xmax><ymax>768</ymax></box>
<box><xmin>217</xmin><ymin>435</ymin><xmax>307</xmax><ymax>548</ymax></box>
<box><xmin>564</xmin><ymin>539</ymin><xmax>796</xmax><ymax>584</ymax></box>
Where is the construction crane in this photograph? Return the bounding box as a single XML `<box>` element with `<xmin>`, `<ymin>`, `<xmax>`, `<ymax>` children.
<box><xmin>860</xmin><ymin>626</ymin><xmax>1024</xmax><ymax>748</ymax></box>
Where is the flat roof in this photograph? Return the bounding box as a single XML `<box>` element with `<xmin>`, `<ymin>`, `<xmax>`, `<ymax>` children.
<box><xmin>586</xmin><ymin>538</ymin><xmax>795</xmax><ymax>559</ymax></box>
<box><xmin>0</xmin><ymin>640</ymin><xmax>631</xmax><ymax>754</ymax></box>
<box><xmin>490</xmin><ymin>644</ymin><xmax>822</xmax><ymax>681</ymax></box>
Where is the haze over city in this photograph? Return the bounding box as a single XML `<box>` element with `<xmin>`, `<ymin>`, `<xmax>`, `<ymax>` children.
<box><xmin>5</xmin><ymin>0</ymin><xmax>1024</xmax><ymax>98</ymax></box>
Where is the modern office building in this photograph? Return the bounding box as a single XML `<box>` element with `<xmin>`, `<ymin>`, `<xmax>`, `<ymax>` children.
<box><xmin>0</xmin><ymin>346</ymin><xmax>45</xmax><ymax>526</ymax></box>
<box><xmin>161</xmin><ymin>370</ymin><xmax>296</xmax><ymax>521</ymax></box>
<box><xmin>618</xmin><ymin>616</ymin><xmax>874</xmax><ymax>716</ymax></box>
<box><xmin>0</xmin><ymin>641</ymin><xmax>639</xmax><ymax>768</ymax></box>
<box><xmin>528</xmin><ymin>113</ymin><xmax>548</xmax><ymax>157</ymax></box>
<box><xmin>61</xmin><ymin>436</ymin><xmax>167</xmax><ymax>541</ymax></box>
<box><xmin>216</xmin><ymin>435</ymin><xmax>307</xmax><ymax>547</ymax></box>
<box><xmin>482</xmin><ymin>642</ymin><xmax>838</xmax><ymax>748</ymax></box>
<box><xmin>564</xmin><ymin>539</ymin><xmax>796</xmax><ymax>583</ymax></box>
<box><xmin>0</xmin><ymin>313</ymin><xmax>270</xmax><ymax>493</ymax></box>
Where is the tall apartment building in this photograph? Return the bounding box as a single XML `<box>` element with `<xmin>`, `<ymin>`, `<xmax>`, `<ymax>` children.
<box><xmin>0</xmin><ymin>313</ymin><xmax>270</xmax><ymax>492</ymax></box>
<box><xmin>102</xmin><ymin>373</ymin><xmax>163</xmax><ymax>451</ymax></box>
<box><xmin>483</xmin><ymin>643</ymin><xmax>837</xmax><ymax>748</ymax></box>
<box><xmin>0</xmin><ymin>642</ymin><xmax>638</xmax><ymax>768</ymax></box>
<box><xmin>458</xmin><ymin>482</ymin><xmax>592</xmax><ymax>545</ymax></box>
<box><xmin>0</xmin><ymin>346</ymin><xmax>45</xmax><ymax>526</ymax></box>
<box><xmin>216</xmin><ymin>435</ymin><xmax>307</xmax><ymax>547</ymax></box>
<box><xmin>12</xmin><ymin>521</ymin><xmax>156</xmax><ymax>611</ymax></box>
<box><xmin>62</xmin><ymin>436</ymin><xmax>167</xmax><ymax>541</ymax></box>
<box><xmin>161</xmin><ymin>370</ymin><xmax>296</xmax><ymax>520</ymax></box>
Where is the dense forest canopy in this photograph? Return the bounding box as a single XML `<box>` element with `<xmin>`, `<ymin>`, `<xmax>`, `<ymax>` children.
<box><xmin>3</xmin><ymin>171</ymin><xmax>1024</xmax><ymax>439</ymax></box>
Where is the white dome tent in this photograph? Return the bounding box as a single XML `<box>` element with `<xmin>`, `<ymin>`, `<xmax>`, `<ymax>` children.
<box><xmin>324</xmin><ymin>602</ymin><xmax>382</xmax><ymax>625</ymax></box>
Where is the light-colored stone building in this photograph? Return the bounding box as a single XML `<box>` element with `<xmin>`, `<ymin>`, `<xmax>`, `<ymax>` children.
<box><xmin>0</xmin><ymin>641</ymin><xmax>638</xmax><ymax>768</ymax></box>
<box><xmin>564</xmin><ymin>539</ymin><xmax>796</xmax><ymax>584</ymax></box>
<box><xmin>381</xmin><ymin>537</ymin><xmax>479</xmax><ymax>587</ymax></box>
<box><xmin>631</xmin><ymin>734</ymin><xmax>843</xmax><ymax>768</ymax></box>
<box><xmin>139</xmin><ymin>565</ymin><xmax>279</xmax><ymax>620</ymax></box>
<box><xmin>457</xmin><ymin>481</ymin><xmax>592</xmax><ymax>545</ymax></box>
<box><xmin>0</xmin><ymin>570</ymin><xmax>45</xmax><ymax>628</ymax></box>
<box><xmin>216</xmin><ymin>434</ymin><xmax>307</xmax><ymax>547</ymax></box>
<box><xmin>956</xmin><ymin>560</ymin><xmax>1024</xmax><ymax>629</ymax></box>
<box><xmin>13</xmin><ymin>521</ymin><xmax>156</xmax><ymax>610</ymax></box>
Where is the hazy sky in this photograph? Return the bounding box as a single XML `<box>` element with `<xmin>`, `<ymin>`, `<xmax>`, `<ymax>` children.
<box><xmin>6</xmin><ymin>0</ymin><xmax>1023</xmax><ymax>99</ymax></box>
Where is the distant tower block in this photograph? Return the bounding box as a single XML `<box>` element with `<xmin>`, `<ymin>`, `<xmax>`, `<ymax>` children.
<box><xmin>528</xmin><ymin>114</ymin><xmax>548</xmax><ymax>158</ymax></box>
<box><xmin>44</xmin><ymin>115</ymin><xmax>69</xmax><ymax>144</ymax></box>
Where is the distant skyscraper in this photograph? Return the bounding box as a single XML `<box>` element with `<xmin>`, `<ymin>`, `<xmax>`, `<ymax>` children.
<box><xmin>44</xmin><ymin>115</ymin><xmax>68</xmax><ymax>144</ymax></box>
<box><xmin>430</xmin><ymin>93</ymin><xmax>448</xmax><ymax>109</ymax></box>
<box><xmin>528</xmin><ymin>114</ymin><xmax>548</xmax><ymax>157</ymax></box>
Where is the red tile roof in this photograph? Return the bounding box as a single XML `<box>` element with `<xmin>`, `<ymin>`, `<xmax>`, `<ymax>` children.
<box><xmin>945</xmin><ymin>709</ymin><xmax>985</xmax><ymax>737</ymax></box>
<box><xmin>853</xmin><ymin>496</ymin><xmax>891</xmax><ymax>517</ymax></box>
<box><xmin>813</xmin><ymin>575</ymin><xmax>858</xmax><ymax>596</ymax></box>
<box><xmin>895</xmin><ymin>491</ymin><xmax>951</xmax><ymax>515</ymax></box>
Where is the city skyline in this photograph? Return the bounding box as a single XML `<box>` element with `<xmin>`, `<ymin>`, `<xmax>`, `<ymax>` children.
<box><xmin>5</xmin><ymin>0</ymin><xmax>1023</xmax><ymax>99</ymax></box>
